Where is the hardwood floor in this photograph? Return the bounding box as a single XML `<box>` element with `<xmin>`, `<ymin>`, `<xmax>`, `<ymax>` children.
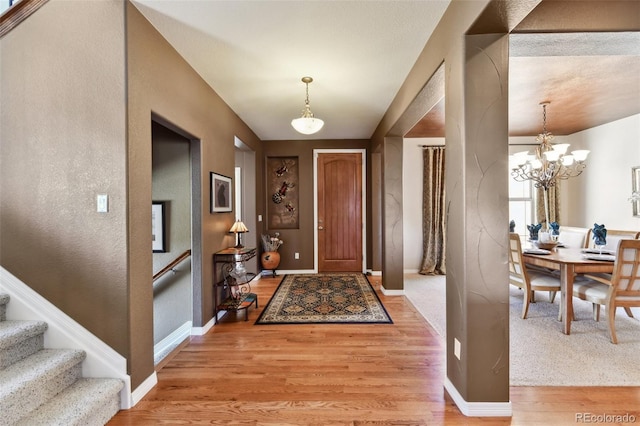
<box><xmin>109</xmin><ymin>276</ymin><xmax>640</xmax><ymax>425</ymax></box>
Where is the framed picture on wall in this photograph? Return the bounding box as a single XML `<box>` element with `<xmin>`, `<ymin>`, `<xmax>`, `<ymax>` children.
<box><xmin>211</xmin><ymin>172</ymin><xmax>233</xmax><ymax>213</ymax></box>
<box><xmin>152</xmin><ymin>201</ymin><xmax>167</xmax><ymax>253</ymax></box>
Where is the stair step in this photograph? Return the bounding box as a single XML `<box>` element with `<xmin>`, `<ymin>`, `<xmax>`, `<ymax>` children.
<box><xmin>0</xmin><ymin>293</ymin><xmax>8</xmax><ymax>321</ymax></box>
<box><xmin>0</xmin><ymin>320</ymin><xmax>48</xmax><ymax>369</ymax></box>
<box><xmin>0</xmin><ymin>348</ymin><xmax>85</xmax><ymax>425</ymax></box>
<box><xmin>15</xmin><ymin>377</ymin><xmax>124</xmax><ymax>426</ymax></box>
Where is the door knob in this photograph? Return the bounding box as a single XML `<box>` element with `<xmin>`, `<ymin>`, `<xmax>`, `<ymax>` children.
<box><xmin>318</xmin><ymin>226</ymin><xmax>324</xmax><ymax>230</ymax></box>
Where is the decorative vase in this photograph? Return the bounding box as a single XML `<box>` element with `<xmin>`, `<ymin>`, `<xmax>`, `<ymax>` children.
<box><xmin>261</xmin><ymin>251</ymin><xmax>280</xmax><ymax>274</ymax></box>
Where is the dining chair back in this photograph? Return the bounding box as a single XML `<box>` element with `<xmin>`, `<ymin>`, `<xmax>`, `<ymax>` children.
<box><xmin>586</xmin><ymin>229</ymin><xmax>640</xmax><ymax>251</ymax></box>
<box><xmin>508</xmin><ymin>233</ymin><xmax>561</xmax><ymax>319</ymax></box>
<box><xmin>573</xmin><ymin>239</ymin><xmax>640</xmax><ymax>343</ymax></box>
<box><xmin>558</xmin><ymin>226</ymin><xmax>590</xmax><ymax>248</ymax></box>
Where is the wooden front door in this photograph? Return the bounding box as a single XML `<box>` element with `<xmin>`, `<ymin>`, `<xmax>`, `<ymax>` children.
<box><xmin>317</xmin><ymin>152</ymin><xmax>363</xmax><ymax>272</ymax></box>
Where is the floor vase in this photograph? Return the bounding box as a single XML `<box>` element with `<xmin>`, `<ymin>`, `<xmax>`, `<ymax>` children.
<box><xmin>261</xmin><ymin>251</ymin><xmax>280</xmax><ymax>276</ymax></box>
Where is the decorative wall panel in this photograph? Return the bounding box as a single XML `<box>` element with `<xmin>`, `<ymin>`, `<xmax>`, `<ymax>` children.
<box><xmin>266</xmin><ymin>156</ymin><xmax>299</xmax><ymax>229</ymax></box>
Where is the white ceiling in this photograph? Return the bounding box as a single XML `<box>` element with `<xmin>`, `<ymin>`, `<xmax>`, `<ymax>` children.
<box><xmin>131</xmin><ymin>0</ymin><xmax>450</xmax><ymax>141</ymax></box>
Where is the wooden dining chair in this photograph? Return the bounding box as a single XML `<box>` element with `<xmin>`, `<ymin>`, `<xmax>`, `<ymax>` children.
<box><xmin>558</xmin><ymin>226</ymin><xmax>590</xmax><ymax>248</ymax></box>
<box><xmin>573</xmin><ymin>239</ymin><xmax>640</xmax><ymax>343</ymax></box>
<box><xmin>508</xmin><ymin>233</ymin><xmax>562</xmax><ymax>319</ymax></box>
<box><xmin>586</xmin><ymin>229</ymin><xmax>640</xmax><ymax>251</ymax></box>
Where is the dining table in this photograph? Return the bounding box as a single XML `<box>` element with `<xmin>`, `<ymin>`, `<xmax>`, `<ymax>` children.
<box><xmin>522</xmin><ymin>247</ymin><xmax>615</xmax><ymax>335</ymax></box>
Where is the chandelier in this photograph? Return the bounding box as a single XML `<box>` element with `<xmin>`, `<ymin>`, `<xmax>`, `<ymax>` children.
<box><xmin>510</xmin><ymin>102</ymin><xmax>589</xmax><ymax>190</ymax></box>
<box><xmin>291</xmin><ymin>76</ymin><xmax>324</xmax><ymax>135</ymax></box>
<box><xmin>509</xmin><ymin>101</ymin><xmax>590</xmax><ymax>229</ymax></box>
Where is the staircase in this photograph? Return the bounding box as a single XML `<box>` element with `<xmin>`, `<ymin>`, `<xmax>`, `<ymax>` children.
<box><xmin>0</xmin><ymin>293</ymin><xmax>123</xmax><ymax>426</ymax></box>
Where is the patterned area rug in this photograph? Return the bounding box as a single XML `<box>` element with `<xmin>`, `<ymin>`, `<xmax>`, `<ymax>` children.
<box><xmin>255</xmin><ymin>273</ymin><xmax>393</xmax><ymax>324</ymax></box>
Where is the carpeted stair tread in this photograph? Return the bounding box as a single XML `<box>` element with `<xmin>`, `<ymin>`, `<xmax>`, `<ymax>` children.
<box><xmin>0</xmin><ymin>293</ymin><xmax>9</xmax><ymax>321</ymax></box>
<box><xmin>0</xmin><ymin>320</ymin><xmax>48</xmax><ymax>350</ymax></box>
<box><xmin>15</xmin><ymin>377</ymin><xmax>124</xmax><ymax>426</ymax></box>
<box><xmin>0</xmin><ymin>348</ymin><xmax>85</xmax><ymax>390</ymax></box>
<box><xmin>0</xmin><ymin>320</ymin><xmax>48</xmax><ymax>369</ymax></box>
<box><xmin>0</xmin><ymin>348</ymin><xmax>85</xmax><ymax>423</ymax></box>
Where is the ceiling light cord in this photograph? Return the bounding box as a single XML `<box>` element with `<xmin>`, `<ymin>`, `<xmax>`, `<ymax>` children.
<box><xmin>291</xmin><ymin>76</ymin><xmax>324</xmax><ymax>135</ymax></box>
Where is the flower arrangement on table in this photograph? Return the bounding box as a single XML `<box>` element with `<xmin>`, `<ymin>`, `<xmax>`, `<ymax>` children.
<box><xmin>261</xmin><ymin>232</ymin><xmax>283</xmax><ymax>252</ymax></box>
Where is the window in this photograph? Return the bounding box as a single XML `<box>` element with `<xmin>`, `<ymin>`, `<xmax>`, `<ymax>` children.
<box><xmin>1</xmin><ymin>0</ymin><xmax>16</xmax><ymax>15</ymax></box>
<box><xmin>509</xmin><ymin>176</ymin><xmax>536</xmax><ymax>238</ymax></box>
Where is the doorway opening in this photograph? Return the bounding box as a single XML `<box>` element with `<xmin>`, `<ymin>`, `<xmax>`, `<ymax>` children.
<box><xmin>151</xmin><ymin>117</ymin><xmax>202</xmax><ymax>367</ymax></box>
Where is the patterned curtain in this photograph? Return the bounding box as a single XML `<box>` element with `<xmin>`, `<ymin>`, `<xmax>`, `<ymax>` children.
<box><xmin>535</xmin><ymin>182</ymin><xmax>560</xmax><ymax>227</ymax></box>
<box><xmin>420</xmin><ymin>147</ymin><xmax>446</xmax><ymax>275</ymax></box>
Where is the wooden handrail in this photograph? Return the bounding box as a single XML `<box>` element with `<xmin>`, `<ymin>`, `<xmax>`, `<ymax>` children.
<box><xmin>153</xmin><ymin>250</ymin><xmax>191</xmax><ymax>282</ymax></box>
<box><xmin>0</xmin><ymin>0</ymin><xmax>49</xmax><ymax>39</ymax></box>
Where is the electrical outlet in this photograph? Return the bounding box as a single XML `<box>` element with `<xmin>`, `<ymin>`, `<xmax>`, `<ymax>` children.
<box><xmin>454</xmin><ymin>338</ymin><xmax>461</xmax><ymax>360</ymax></box>
<box><xmin>294</xmin><ymin>252</ymin><xmax>300</xmax><ymax>259</ymax></box>
<box><xmin>258</xmin><ymin>214</ymin><xmax>262</xmax><ymax>222</ymax></box>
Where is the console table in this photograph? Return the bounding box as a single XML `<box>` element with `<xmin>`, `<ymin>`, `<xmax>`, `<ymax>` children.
<box><xmin>213</xmin><ymin>247</ymin><xmax>257</xmax><ymax>323</ymax></box>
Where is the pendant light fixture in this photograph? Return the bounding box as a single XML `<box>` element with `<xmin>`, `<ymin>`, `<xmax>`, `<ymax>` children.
<box><xmin>291</xmin><ymin>76</ymin><xmax>324</xmax><ymax>135</ymax></box>
<box><xmin>509</xmin><ymin>101</ymin><xmax>590</xmax><ymax>229</ymax></box>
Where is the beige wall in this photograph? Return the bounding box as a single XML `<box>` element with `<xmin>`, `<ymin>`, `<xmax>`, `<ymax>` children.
<box><xmin>564</xmin><ymin>114</ymin><xmax>640</xmax><ymax>230</ymax></box>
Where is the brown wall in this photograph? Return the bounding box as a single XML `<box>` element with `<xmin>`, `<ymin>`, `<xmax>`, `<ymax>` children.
<box><xmin>126</xmin><ymin>2</ymin><xmax>263</xmax><ymax>385</ymax></box>
<box><xmin>261</xmin><ymin>140</ymin><xmax>371</xmax><ymax>271</ymax></box>
<box><xmin>0</xmin><ymin>0</ymin><xmax>130</xmax><ymax>364</ymax></box>
<box><xmin>1</xmin><ymin>0</ymin><xmax>266</xmax><ymax>390</ymax></box>
<box><xmin>369</xmin><ymin>0</ymin><xmax>528</xmax><ymax>407</ymax></box>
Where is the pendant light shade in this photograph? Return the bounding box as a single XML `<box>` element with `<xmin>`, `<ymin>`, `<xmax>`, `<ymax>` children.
<box><xmin>291</xmin><ymin>76</ymin><xmax>324</xmax><ymax>135</ymax></box>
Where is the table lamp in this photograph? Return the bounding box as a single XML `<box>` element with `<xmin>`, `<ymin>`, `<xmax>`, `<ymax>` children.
<box><xmin>229</xmin><ymin>220</ymin><xmax>249</xmax><ymax>248</ymax></box>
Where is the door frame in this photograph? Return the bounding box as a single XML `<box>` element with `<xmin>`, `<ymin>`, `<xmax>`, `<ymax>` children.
<box><xmin>313</xmin><ymin>149</ymin><xmax>367</xmax><ymax>273</ymax></box>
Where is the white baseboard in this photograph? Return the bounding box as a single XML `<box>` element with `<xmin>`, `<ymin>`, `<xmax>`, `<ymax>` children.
<box><xmin>404</xmin><ymin>269</ymin><xmax>420</xmax><ymax>274</ymax></box>
<box><xmin>380</xmin><ymin>286</ymin><xmax>404</xmax><ymax>296</ymax></box>
<box><xmin>367</xmin><ymin>270</ymin><xmax>382</xmax><ymax>276</ymax></box>
<box><xmin>444</xmin><ymin>378</ymin><xmax>512</xmax><ymax>417</ymax></box>
<box><xmin>192</xmin><ymin>316</ymin><xmax>215</xmax><ymax>336</ymax></box>
<box><xmin>154</xmin><ymin>321</ymin><xmax>191</xmax><ymax>361</ymax></box>
<box><xmin>261</xmin><ymin>269</ymin><xmax>316</xmax><ymax>276</ymax></box>
<box><xmin>0</xmin><ymin>267</ymin><xmax>132</xmax><ymax>409</ymax></box>
<box><xmin>131</xmin><ymin>371</ymin><xmax>158</xmax><ymax>406</ymax></box>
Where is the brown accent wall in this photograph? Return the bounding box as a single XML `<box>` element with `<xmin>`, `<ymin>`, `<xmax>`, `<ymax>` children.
<box><xmin>0</xmin><ymin>0</ymin><xmax>265</xmax><ymax>390</ymax></box>
<box><xmin>126</xmin><ymin>2</ymin><xmax>263</xmax><ymax>386</ymax></box>
<box><xmin>368</xmin><ymin>0</ymin><xmax>535</xmax><ymax>408</ymax></box>
<box><xmin>0</xmin><ymin>0</ymin><xmax>130</xmax><ymax>365</ymax></box>
<box><xmin>262</xmin><ymin>140</ymin><xmax>371</xmax><ymax>271</ymax></box>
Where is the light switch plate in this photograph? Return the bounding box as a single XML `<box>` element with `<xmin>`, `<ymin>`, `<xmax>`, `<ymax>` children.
<box><xmin>97</xmin><ymin>194</ymin><xmax>108</xmax><ymax>213</ymax></box>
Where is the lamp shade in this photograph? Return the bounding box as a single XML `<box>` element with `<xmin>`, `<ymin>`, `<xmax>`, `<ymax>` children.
<box><xmin>571</xmin><ymin>150</ymin><xmax>590</xmax><ymax>162</ymax></box>
<box><xmin>229</xmin><ymin>220</ymin><xmax>248</xmax><ymax>248</ymax></box>
<box><xmin>229</xmin><ymin>220</ymin><xmax>248</xmax><ymax>234</ymax></box>
<box><xmin>291</xmin><ymin>117</ymin><xmax>324</xmax><ymax>135</ymax></box>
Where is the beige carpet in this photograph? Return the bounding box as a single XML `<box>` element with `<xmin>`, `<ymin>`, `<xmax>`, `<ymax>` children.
<box><xmin>404</xmin><ymin>273</ymin><xmax>640</xmax><ymax>386</ymax></box>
